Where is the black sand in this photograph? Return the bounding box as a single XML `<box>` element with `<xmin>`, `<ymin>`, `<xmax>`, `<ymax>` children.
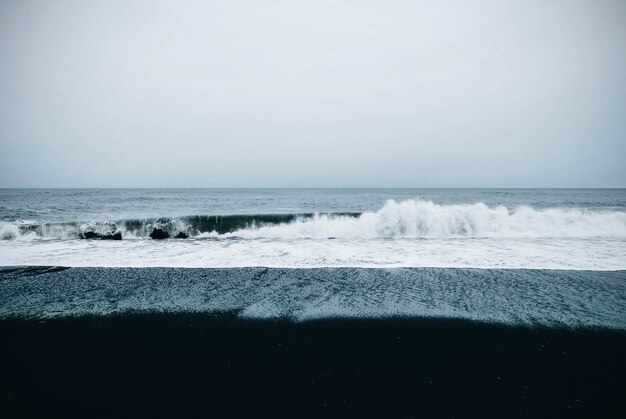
<box><xmin>1</xmin><ymin>314</ymin><xmax>625</xmax><ymax>418</ymax></box>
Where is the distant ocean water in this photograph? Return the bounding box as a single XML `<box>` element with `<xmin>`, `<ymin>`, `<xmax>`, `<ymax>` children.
<box><xmin>1</xmin><ymin>188</ymin><xmax>626</xmax><ymax>269</ymax></box>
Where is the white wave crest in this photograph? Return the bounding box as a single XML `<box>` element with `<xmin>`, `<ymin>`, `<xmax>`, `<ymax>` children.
<box><xmin>0</xmin><ymin>224</ymin><xmax>20</xmax><ymax>240</ymax></box>
<box><xmin>227</xmin><ymin>199</ymin><xmax>626</xmax><ymax>239</ymax></box>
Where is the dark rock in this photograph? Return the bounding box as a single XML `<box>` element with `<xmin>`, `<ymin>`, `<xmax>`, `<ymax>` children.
<box><xmin>150</xmin><ymin>228</ymin><xmax>169</xmax><ymax>239</ymax></box>
<box><xmin>82</xmin><ymin>231</ymin><xmax>122</xmax><ymax>240</ymax></box>
<box><xmin>175</xmin><ymin>232</ymin><xmax>189</xmax><ymax>239</ymax></box>
<box><xmin>80</xmin><ymin>220</ymin><xmax>121</xmax><ymax>240</ymax></box>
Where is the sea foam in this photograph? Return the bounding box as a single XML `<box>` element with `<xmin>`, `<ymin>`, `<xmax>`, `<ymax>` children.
<box><xmin>228</xmin><ymin>200</ymin><xmax>626</xmax><ymax>239</ymax></box>
<box><xmin>0</xmin><ymin>224</ymin><xmax>19</xmax><ymax>240</ymax></box>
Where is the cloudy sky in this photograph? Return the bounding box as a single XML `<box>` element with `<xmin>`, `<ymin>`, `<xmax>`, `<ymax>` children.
<box><xmin>1</xmin><ymin>0</ymin><xmax>624</xmax><ymax>187</ymax></box>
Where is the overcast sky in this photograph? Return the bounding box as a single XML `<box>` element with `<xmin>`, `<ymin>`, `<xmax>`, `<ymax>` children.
<box><xmin>0</xmin><ymin>0</ymin><xmax>624</xmax><ymax>187</ymax></box>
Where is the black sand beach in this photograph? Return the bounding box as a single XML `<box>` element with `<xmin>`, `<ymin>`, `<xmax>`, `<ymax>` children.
<box><xmin>1</xmin><ymin>313</ymin><xmax>625</xmax><ymax>418</ymax></box>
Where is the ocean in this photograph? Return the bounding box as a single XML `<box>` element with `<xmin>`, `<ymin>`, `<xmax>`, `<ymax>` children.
<box><xmin>1</xmin><ymin>188</ymin><xmax>626</xmax><ymax>270</ymax></box>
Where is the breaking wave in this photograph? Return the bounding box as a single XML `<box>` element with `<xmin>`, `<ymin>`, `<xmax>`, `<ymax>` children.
<box><xmin>0</xmin><ymin>224</ymin><xmax>19</xmax><ymax>240</ymax></box>
<box><xmin>3</xmin><ymin>199</ymin><xmax>626</xmax><ymax>240</ymax></box>
<box><xmin>229</xmin><ymin>200</ymin><xmax>626</xmax><ymax>239</ymax></box>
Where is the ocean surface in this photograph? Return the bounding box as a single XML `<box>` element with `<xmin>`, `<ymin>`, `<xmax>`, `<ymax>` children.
<box><xmin>1</xmin><ymin>188</ymin><xmax>626</xmax><ymax>269</ymax></box>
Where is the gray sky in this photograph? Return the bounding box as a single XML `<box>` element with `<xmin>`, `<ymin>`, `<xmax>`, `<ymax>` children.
<box><xmin>1</xmin><ymin>0</ymin><xmax>625</xmax><ymax>188</ymax></box>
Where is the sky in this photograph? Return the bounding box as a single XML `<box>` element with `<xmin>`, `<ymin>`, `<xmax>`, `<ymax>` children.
<box><xmin>0</xmin><ymin>0</ymin><xmax>625</xmax><ymax>188</ymax></box>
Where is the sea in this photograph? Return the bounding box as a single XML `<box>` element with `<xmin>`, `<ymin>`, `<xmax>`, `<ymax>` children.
<box><xmin>1</xmin><ymin>188</ymin><xmax>626</xmax><ymax>327</ymax></box>
<box><xmin>1</xmin><ymin>188</ymin><xmax>625</xmax><ymax>269</ymax></box>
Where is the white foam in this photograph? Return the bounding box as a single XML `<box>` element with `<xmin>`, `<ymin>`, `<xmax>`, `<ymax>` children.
<box><xmin>0</xmin><ymin>224</ymin><xmax>19</xmax><ymax>240</ymax></box>
<box><xmin>1</xmin><ymin>236</ymin><xmax>625</xmax><ymax>270</ymax></box>
<box><xmin>227</xmin><ymin>200</ymin><xmax>626</xmax><ymax>239</ymax></box>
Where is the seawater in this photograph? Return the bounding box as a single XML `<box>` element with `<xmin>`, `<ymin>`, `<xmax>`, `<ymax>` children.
<box><xmin>1</xmin><ymin>188</ymin><xmax>625</xmax><ymax>269</ymax></box>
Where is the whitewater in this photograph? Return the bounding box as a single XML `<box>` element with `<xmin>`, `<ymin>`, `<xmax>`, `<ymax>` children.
<box><xmin>2</xmin><ymin>193</ymin><xmax>626</xmax><ymax>270</ymax></box>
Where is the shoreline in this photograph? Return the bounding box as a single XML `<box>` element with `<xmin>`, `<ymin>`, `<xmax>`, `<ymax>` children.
<box><xmin>2</xmin><ymin>266</ymin><xmax>625</xmax><ymax>329</ymax></box>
